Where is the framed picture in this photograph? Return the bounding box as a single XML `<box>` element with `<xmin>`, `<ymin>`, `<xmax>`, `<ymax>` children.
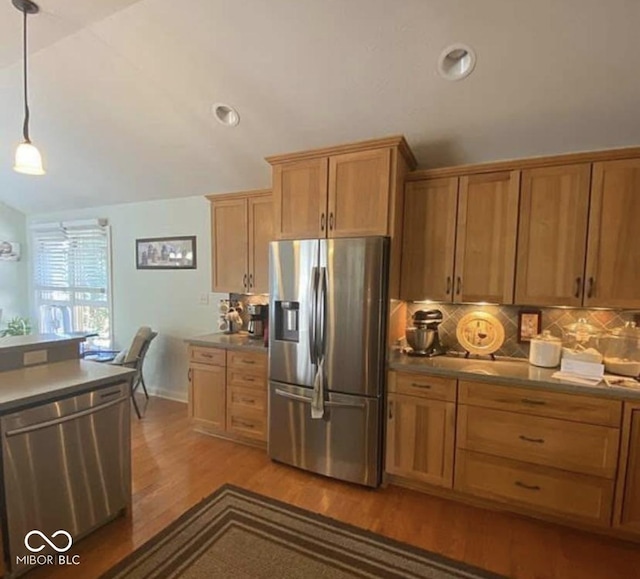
<box><xmin>0</xmin><ymin>241</ymin><xmax>20</xmax><ymax>261</ymax></box>
<box><xmin>136</xmin><ymin>236</ymin><xmax>197</xmax><ymax>270</ymax></box>
<box><xmin>518</xmin><ymin>309</ymin><xmax>542</xmax><ymax>343</ymax></box>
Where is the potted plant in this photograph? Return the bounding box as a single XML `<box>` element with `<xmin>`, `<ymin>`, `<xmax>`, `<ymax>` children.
<box><xmin>1</xmin><ymin>317</ymin><xmax>32</xmax><ymax>337</ymax></box>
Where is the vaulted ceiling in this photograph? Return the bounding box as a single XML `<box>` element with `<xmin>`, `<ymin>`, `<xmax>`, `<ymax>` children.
<box><xmin>1</xmin><ymin>0</ymin><xmax>639</xmax><ymax>214</ymax></box>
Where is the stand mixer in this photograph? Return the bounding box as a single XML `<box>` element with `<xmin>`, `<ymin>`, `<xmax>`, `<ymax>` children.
<box><xmin>406</xmin><ymin>309</ymin><xmax>446</xmax><ymax>357</ymax></box>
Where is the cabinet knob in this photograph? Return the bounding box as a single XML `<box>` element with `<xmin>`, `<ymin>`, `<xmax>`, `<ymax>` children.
<box><xmin>574</xmin><ymin>277</ymin><xmax>582</xmax><ymax>299</ymax></box>
<box><xmin>587</xmin><ymin>277</ymin><xmax>595</xmax><ymax>299</ymax></box>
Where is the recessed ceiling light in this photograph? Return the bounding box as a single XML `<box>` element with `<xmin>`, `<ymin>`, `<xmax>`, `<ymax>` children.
<box><xmin>438</xmin><ymin>44</ymin><xmax>476</xmax><ymax>81</ymax></box>
<box><xmin>212</xmin><ymin>103</ymin><xmax>240</xmax><ymax>127</ymax></box>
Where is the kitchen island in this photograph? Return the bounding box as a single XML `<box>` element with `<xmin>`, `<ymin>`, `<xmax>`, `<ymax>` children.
<box><xmin>0</xmin><ymin>335</ymin><xmax>135</xmax><ymax>576</ymax></box>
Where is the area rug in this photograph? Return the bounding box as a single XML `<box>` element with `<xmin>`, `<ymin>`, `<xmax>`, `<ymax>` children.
<box><xmin>102</xmin><ymin>484</ymin><xmax>503</xmax><ymax>579</ymax></box>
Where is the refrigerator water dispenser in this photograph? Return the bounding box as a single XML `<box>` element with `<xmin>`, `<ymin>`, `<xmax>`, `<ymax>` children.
<box><xmin>275</xmin><ymin>301</ymin><xmax>299</xmax><ymax>342</ymax></box>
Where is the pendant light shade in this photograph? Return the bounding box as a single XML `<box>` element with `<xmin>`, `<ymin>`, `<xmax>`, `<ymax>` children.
<box><xmin>14</xmin><ymin>141</ymin><xmax>45</xmax><ymax>175</ymax></box>
<box><xmin>13</xmin><ymin>0</ymin><xmax>45</xmax><ymax>176</ymax></box>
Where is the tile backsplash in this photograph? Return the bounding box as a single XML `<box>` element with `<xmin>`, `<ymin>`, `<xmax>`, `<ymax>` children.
<box><xmin>405</xmin><ymin>303</ymin><xmax>637</xmax><ymax>359</ymax></box>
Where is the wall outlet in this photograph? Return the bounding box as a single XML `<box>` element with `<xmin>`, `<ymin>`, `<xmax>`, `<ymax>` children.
<box><xmin>199</xmin><ymin>293</ymin><xmax>210</xmax><ymax>305</ymax></box>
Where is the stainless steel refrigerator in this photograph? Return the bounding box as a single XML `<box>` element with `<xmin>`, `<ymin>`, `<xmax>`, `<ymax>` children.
<box><xmin>268</xmin><ymin>237</ymin><xmax>389</xmax><ymax>487</ymax></box>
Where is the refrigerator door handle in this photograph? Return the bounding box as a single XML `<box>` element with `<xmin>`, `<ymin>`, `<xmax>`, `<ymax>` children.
<box><xmin>308</xmin><ymin>267</ymin><xmax>319</xmax><ymax>365</ymax></box>
<box><xmin>275</xmin><ymin>388</ymin><xmax>312</xmax><ymax>404</ymax></box>
<box><xmin>317</xmin><ymin>266</ymin><xmax>327</xmax><ymax>361</ymax></box>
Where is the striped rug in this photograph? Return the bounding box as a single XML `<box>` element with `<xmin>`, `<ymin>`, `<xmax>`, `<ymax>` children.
<box><xmin>102</xmin><ymin>484</ymin><xmax>503</xmax><ymax>579</ymax></box>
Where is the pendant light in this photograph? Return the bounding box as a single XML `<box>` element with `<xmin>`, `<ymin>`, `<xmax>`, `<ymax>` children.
<box><xmin>13</xmin><ymin>0</ymin><xmax>45</xmax><ymax>176</ymax></box>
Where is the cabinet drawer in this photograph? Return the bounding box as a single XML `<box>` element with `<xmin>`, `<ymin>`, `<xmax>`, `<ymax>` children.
<box><xmin>455</xmin><ymin>450</ymin><xmax>614</xmax><ymax>525</ymax></box>
<box><xmin>228</xmin><ymin>350</ymin><xmax>267</xmax><ymax>373</ymax></box>
<box><xmin>190</xmin><ymin>346</ymin><xmax>226</xmax><ymax>367</ymax></box>
<box><xmin>457</xmin><ymin>405</ymin><xmax>620</xmax><ymax>478</ymax></box>
<box><xmin>228</xmin><ymin>386</ymin><xmax>267</xmax><ymax>413</ymax></box>
<box><xmin>389</xmin><ymin>371</ymin><xmax>456</xmax><ymax>402</ymax></box>
<box><xmin>227</xmin><ymin>368</ymin><xmax>267</xmax><ymax>391</ymax></box>
<box><xmin>226</xmin><ymin>408</ymin><xmax>266</xmax><ymax>442</ymax></box>
<box><xmin>459</xmin><ymin>381</ymin><xmax>622</xmax><ymax>427</ymax></box>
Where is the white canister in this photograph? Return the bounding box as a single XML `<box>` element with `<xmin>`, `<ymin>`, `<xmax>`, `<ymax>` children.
<box><xmin>529</xmin><ymin>330</ymin><xmax>562</xmax><ymax>368</ymax></box>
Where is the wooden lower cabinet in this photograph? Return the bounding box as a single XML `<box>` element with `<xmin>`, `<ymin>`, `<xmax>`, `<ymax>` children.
<box><xmin>455</xmin><ymin>450</ymin><xmax>614</xmax><ymax>526</ymax></box>
<box><xmin>386</xmin><ymin>393</ymin><xmax>455</xmax><ymax>488</ymax></box>
<box><xmin>188</xmin><ymin>363</ymin><xmax>226</xmax><ymax>433</ymax></box>
<box><xmin>188</xmin><ymin>346</ymin><xmax>267</xmax><ymax>445</ymax></box>
<box><xmin>614</xmin><ymin>403</ymin><xmax>640</xmax><ymax>532</ymax></box>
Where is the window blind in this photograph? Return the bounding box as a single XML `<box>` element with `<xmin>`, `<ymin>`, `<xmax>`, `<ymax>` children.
<box><xmin>31</xmin><ymin>220</ymin><xmax>111</xmax><ymax>344</ymax></box>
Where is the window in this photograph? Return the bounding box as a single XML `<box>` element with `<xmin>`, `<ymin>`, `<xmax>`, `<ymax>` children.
<box><xmin>32</xmin><ymin>219</ymin><xmax>112</xmax><ymax>348</ymax></box>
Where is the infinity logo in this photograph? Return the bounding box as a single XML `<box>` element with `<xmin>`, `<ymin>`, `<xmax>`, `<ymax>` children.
<box><xmin>24</xmin><ymin>530</ymin><xmax>73</xmax><ymax>553</ymax></box>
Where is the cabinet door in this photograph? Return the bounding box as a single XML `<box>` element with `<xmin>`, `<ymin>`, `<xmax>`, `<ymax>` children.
<box><xmin>327</xmin><ymin>148</ymin><xmax>391</xmax><ymax>237</ymax></box>
<box><xmin>614</xmin><ymin>403</ymin><xmax>640</xmax><ymax>533</ymax></box>
<box><xmin>585</xmin><ymin>159</ymin><xmax>640</xmax><ymax>308</ymax></box>
<box><xmin>515</xmin><ymin>164</ymin><xmax>591</xmax><ymax>306</ymax></box>
<box><xmin>386</xmin><ymin>393</ymin><xmax>455</xmax><ymax>487</ymax></box>
<box><xmin>211</xmin><ymin>197</ymin><xmax>248</xmax><ymax>292</ymax></box>
<box><xmin>400</xmin><ymin>177</ymin><xmax>458</xmax><ymax>301</ymax></box>
<box><xmin>189</xmin><ymin>363</ymin><xmax>226</xmax><ymax>432</ymax></box>
<box><xmin>455</xmin><ymin>171</ymin><xmax>519</xmax><ymax>304</ymax></box>
<box><xmin>273</xmin><ymin>158</ymin><xmax>328</xmax><ymax>240</ymax></box>
<box><xmin>248</xmin><ymin>194</ymin><xmax>274</xmax><ymax>293</ymax></box>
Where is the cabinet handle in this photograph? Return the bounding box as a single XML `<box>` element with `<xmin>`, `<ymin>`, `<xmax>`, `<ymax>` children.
<box><xmin>411</xmin><ymin>383</ymin><xmax>431</xmax><ymax>389</ymax></box>
<box><xmin>243</xmin><ymin>273</ymin><xmax>248</xmax><ymax>290</ymax></box>
<box><xmin>241</xmin><ymin>359</ymin><xmax>256</xmax><ymax>365</ymax></box>
<box><xmin>329</xmin><ymin>212</ymin><xmax>334</xmax><ymax>230</ymax></box>
<box><xmin>515</xmin><ymin>481</ymin><xmax>541</xmax><ymax>492</ymax></box>
<box><xmin>188</xmin><ymin>368</ymin><xmax>192</xmax><ymax>382</ymax></box>
<box><xmin>248</xmin><ymin>273</ymin><xmax>253</xmax><ymax>289</ymax></box>
<box><xmin>574</xmin><ymin>277</ymin><xmax>582</xmax><ymax>298</ymax></box>
<box><xmin>242</xmin><ymin>376</ymin><xmax>256</xmax><ymax>382</ymax></box>
<box><xmin>320</xmin><ymin>213</ymin><xmax>326</xmax><ymax>232</ymax></box>
<box><xmin>239</xmin><ymin>397</ymin><xmax>256</xmax><ymax>404</ymax></box>
<box><xmin>446</xmin><ymin>276</ymin><xmax>451</xmax><ymax>295</ymax></box>
<box><xmin>233</xmin><ymin>418</ymin><xmax>255</xmax><ymax>429</ymax></box>
<box><xmin>201</xmin><ymin>352</ymin><xmax>213</xmax><ymax>359</ymax></box>
<box><xmin>456</xmin><ymin>276</ymin><xmax>462</xmax><ymax>296</ymax></box>
<box><xmin>519</xmin><ymin>435</ymin><xmax>545</xmax><ymax>444</ymax></box>
<box><xmin>388</xmin><ymin>401</ymin><xmax>394</xmax><ymax>420</ymax></box>
<box><xmin>521</xmin><ymin>398</ymin><xmax>546</xmax><ymax>406</ymax></box>
<box><xmin>587</xmin><ymin>277</ymin><xmax>595</xmax><ymax>299</ymax></box>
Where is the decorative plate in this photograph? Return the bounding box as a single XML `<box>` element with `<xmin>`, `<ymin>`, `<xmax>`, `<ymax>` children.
<box><xmin>456</xmin><ymin>311</ymin><xmax>505</xmax><ymax>356</ymax></box>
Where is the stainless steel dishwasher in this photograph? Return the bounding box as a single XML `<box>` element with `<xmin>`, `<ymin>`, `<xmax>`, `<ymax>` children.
<box><xmin>1</xmin><ymin>381</ymin><xmax>131</xmax><ymax>573</ymax></box>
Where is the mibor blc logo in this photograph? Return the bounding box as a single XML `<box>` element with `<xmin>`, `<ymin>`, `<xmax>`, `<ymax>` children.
<box><xmin>16</xmin><ymin>530</ymin><xmax>80</xmax><ymax>567</ymax></box>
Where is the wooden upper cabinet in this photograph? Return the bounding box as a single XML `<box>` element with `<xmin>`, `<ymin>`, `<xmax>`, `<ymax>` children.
<box><xmin>211</xmin><ymin>197</ymin><xmax>248</xmax><ymax>293</ymax></box>
<box><xmin>328</xmin><ymin>148</ymin><xmax>391</xmax><ymax>237</ymax></box>
<box><xmin>515</xmin><ymin>164</ymin><xmax>591</xmax><ymax>306</ymax></box>
<box><xmin>209</xmin><ymin>190</ymin><xmax>273</xmax><ymax>293</ymax></box>
<box><xmin>614</xmin><ymin>403</ymin><xmax>640</xmax><ymax>533</ymax></box>
<box><xmin>585</xmin><ymin>159</ymin><xmax>640</xmax><ymax>308</ymax></box>
<box><xmin>248</xmin><ymin>194</ymin><xmax>274</xmax><ymax>293</ymax></box>
<box><xmin>386</xmin><ymin>393</ymin><xmax>455</xmax><ymax>488</ymax></box>
<box><xmin>400</xmin><ymin>177</ymin><xmax>458</xmax><ymax>301</ymax></box>
<box><xmin>272</xmin><ymin>158</ymin><xmax>328</xmax><ymax>240</ymax></box>
<box><xmin>455</xmin><ymin>171</ymin><xmax>520</xmax><ymax>304</ymax></box>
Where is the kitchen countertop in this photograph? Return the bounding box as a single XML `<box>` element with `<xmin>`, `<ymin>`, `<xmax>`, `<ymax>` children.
<box><xmin>0</xmin><ymin>333</ymin><xmax>85</xmax><ymax>353</ymax></box>
<box><xmin>0</xmin><ymin>359</ymin><xmax>136</xmax><ymax>413</ymax></box>
<box><xmin>186</xmin><ymin>332</ymin><xmax>269</xmax><ymax>353</ymax></box>
<box><xmin>389</xmin><ymin>352</ymin><xmax>640</xmax><ymax>401</ymax></box>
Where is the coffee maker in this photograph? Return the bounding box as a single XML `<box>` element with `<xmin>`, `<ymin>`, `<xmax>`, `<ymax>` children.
<box><xmin>247</xmin><ymin>304</ymin><xmax>268</xmax><ymax>340</ymax></box>
<box><xmin>405</xmin><ymin>309</ymin><xmax>446</xmax><ymax>357</ymax></box>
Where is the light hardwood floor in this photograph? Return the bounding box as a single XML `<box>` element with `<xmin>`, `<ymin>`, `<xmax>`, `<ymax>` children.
<box><xmin>29</xmin><ymin>397</ymin><xmax>640</xmax><ymax>579</ymax></box>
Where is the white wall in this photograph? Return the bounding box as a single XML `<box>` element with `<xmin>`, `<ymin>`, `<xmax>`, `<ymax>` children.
<box><xmin>0</xmin><ymin>201</ymin><xmax>28</xmax><ymax>326</ymax></box>
<box><xmin>29</xmin><ymin>195</ymin><xmax>225</xmax><ymax>402</ymax></box>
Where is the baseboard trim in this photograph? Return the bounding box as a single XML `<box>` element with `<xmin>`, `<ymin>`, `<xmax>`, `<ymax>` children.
<box><xmin>149</xmin><ymin>388</ymin><xmax>187</xmax><ymax>404</ymax></box>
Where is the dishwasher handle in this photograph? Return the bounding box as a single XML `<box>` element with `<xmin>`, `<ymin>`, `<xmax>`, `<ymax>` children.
<box><xmin>4</xmin><ymin>395</ymin><xmax>129</xmax><ymax>438</ymax></box>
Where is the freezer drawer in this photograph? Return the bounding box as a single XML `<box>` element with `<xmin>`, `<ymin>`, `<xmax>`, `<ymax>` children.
<box><xmin>268</xmin><ymin>381</ymin><xmax>382</xmax><ymax>487</ymax></box>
